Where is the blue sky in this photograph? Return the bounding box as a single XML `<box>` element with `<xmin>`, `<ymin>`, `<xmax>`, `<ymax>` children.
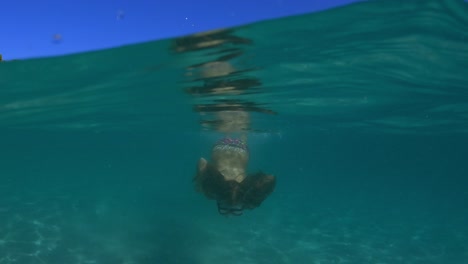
<box><xmin>1</xmin><ymin>0</ymin><xmax>359</xmax><ymax>60</ymax></box>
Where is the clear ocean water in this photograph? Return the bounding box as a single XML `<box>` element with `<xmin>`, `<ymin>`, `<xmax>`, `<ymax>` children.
<box><xmin>1</xmin><ymin>0</ymin><xmax>468</xmax><ymax>263</ymax></box>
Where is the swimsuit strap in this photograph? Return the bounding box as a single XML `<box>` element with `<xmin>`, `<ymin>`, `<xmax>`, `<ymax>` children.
<box><xmin>213</xmin><ymin>137</ymin><xmax>249</xmax><ymax>154</ymax></box>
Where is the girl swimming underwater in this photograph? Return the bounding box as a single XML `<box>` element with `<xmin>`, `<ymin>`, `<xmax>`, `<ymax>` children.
<box><xmin>194</xmin><ymin>137</ymin><xmax>276</xmax><ymax>216</ymax></box>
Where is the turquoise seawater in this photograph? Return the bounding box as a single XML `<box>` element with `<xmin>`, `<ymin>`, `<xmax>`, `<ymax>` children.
<box><xmin>1</xmin><ymin>0</ymin><xmax>468</xmax><ymax>263</ymax></box>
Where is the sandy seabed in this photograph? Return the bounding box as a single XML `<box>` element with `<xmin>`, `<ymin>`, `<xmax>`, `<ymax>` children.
<box><xmin>0</xmin><ymin>186</ymin><xmax>466</xmax><ymax>264</ymax></box>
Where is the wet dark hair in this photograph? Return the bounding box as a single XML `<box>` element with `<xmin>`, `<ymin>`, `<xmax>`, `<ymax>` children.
<box><xmin>194</xmin><ymin>162</ymin><xmax>276</xmax><ymax>211</ymax></box>
<box><xmin>195</xmin><ymin>162</ymin><xmax>239</xmax><ymax>203</ymax></box>
<box><xmin>237</xmin><ymin>172</ymin><xmax>276</xmax><ymax>209</ymax></box>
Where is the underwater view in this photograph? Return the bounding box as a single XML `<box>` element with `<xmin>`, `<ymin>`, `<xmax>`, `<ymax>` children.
<box><xmin>1</xmin><ymin>0</ymin><xmax>468</xmax><ymax>263</ymax></box>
